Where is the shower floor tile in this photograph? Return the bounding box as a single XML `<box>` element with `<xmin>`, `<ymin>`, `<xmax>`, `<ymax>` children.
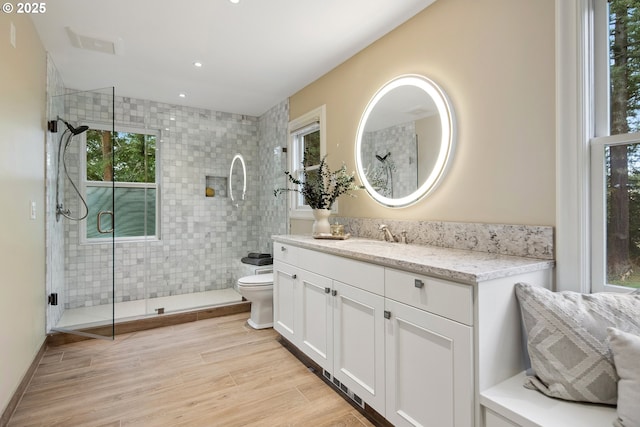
<box><xmin>56</xmin><ymin>288</ymin><xmax>242</xmax><ymax>329</ymax></box>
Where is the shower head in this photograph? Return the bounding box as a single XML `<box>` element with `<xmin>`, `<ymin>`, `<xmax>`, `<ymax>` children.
<box><xmin>376</xmin><ymin>152</ymin><xmax>390</xmax><ymax>162</ymax></box>
<box><xmin>57</xmin><ymin>117</ymin><xmax>89</xmax><ymax>135</ymax></box>
<box><xmin>63</xmin><ymin>120</ymin><xmax>89</xmax><ymax>135</ymax></box>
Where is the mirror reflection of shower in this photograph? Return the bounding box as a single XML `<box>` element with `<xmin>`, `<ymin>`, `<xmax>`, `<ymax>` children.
<box><xmin>375</xmin><ymin>151</ymin><xmax>394</xmax><ymax>198</ymax></box>
<box><xmin>52</xmin><ymin>117</ymin><xmax>89</xmax><ymax>221</ymax></box>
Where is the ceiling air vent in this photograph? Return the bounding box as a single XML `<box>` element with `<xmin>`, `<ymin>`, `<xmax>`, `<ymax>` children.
<box><xmin>65</xmin><ymin>27</ymin><xmax>123</xmax><ymax>55</ymax></box>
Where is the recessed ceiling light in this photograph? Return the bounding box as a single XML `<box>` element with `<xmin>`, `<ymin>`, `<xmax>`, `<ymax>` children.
<box><xmin>229</xmin><ymin>0</ymin><xmax>239</xmax><ymax>4</ymax></box>
<box><xmin>179</xmin><ymin>93</ymin><xmax>186</xmax><ymax>98</ymax></box>
<box><xmin>193</xmin><ymin>61</ymin><xmax>203</xmax><ymax>68</ymax></box>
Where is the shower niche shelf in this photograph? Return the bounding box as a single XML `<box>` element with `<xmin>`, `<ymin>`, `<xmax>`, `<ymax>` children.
<box><xmin>205</xmin><ymin>176</ymin><xmax>227</xmax><ymax>198</ymax></box>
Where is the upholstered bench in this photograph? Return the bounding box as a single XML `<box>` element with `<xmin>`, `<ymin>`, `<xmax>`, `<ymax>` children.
<box><xmin>492</xmin><ymin>283</ymin><xmax>640</xmax><ymax>427</ymax></box>
<box><xmin>480</xmin><ymin>371</ymin><xmax>617</xmax><ymax>427</ymax></box>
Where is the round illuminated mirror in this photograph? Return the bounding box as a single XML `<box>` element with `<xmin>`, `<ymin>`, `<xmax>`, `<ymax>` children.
<box><xmin>355</xmin><ymin>74</ymin><xmax>455</xmax><ymax>207</ymax></box>
<box><xmin>229</xmin><ymin>153</ymin><xmax>246</xmax><ymax>207</ymax></box>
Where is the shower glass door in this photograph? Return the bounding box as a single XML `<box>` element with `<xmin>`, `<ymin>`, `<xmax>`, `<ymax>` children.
<box><xmin>48</xmin><ymin>87</ymin><xmax>116</xmax><ymax>339</ymax></box>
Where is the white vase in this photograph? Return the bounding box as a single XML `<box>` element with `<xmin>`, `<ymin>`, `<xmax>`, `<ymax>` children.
<box><xmin>312</xmin><ymin>208</ymin><xmax>332</xmax><ymax>236</ymax></box>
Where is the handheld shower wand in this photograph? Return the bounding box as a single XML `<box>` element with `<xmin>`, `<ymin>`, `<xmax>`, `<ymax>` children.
<box><xmin>52</xmin><ymin>117</ymin><xmax>90</xmax><ymax>221</ymax></box>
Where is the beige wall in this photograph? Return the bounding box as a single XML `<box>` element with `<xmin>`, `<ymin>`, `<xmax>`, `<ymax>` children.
<box><xmin>0</xmin><ymin>13</ymin><xmax>47</xmax><ymax>415</ymax></box>
<box><xmin>290</xmin><ymin>0</ymin><xmax>555</xmax><ymax>228</ymax></box>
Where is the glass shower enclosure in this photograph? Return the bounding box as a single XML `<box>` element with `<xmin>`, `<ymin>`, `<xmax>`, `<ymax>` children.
<box><xmin>45</xmin><ymin>84</ymin><xmax>287</xmax><ymax>340</ymax></box>
<box><xmin>47</xmin><ymin>87</ymin><xmax>116</xmax><ymax>339</ymax></box>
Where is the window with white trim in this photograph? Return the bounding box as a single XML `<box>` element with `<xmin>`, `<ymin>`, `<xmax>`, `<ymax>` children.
<box><xmin>287</xmin><ymin>105</ymin><xmax>326</xmax><ymax>219</ymax></box>
<box><xmin>82</xmin><ymin>125</ymin><xmax>159</xmax><ymax>242</ymax></box>
<box><xmin>591</xmin><ymin>0</ymin><xmax>640</xmax><ymax>292</ymax></box>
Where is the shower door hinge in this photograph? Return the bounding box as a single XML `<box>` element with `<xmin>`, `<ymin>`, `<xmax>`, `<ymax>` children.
<box><xmin>48</xmin><ymin>293</ymin><xmax>58</xmax><ymax>306</ymax></box>
<box><xmin>47</xmin><ymin>120</ymin><xmax>58</xmax><ymax>133</ymax></box>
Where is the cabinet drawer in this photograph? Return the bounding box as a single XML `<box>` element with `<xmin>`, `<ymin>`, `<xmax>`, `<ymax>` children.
<box><xmin>273</xmin><ymin>242</ymin><xmax>299</xmax><ymax>264</ymax></box>
<box><xmin>298</xmin><ymin>248</ymin><xmax>384</xmax><ymax>296</ymax></box>
<box><xmin>385</xmin><ymin>269</ymin><xmax>473</xmax><ymax>326</ymax></box>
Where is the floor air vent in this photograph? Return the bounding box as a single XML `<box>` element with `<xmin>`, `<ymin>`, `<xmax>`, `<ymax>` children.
<box><xmin>352</xmin><ymin>394</ymin><xmax>363</xmax><ymax>406</ymax></box>
<box><xmin>322</xmin><ymin>370</ymin><xmax>365</xmax><ymax>409</ymax></box>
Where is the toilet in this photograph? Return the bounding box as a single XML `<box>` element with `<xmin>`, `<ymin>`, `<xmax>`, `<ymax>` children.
<box><xmin>237</xmin><ymin>272</ymin><xmax>274</xmax><ymax>329</ymax></box>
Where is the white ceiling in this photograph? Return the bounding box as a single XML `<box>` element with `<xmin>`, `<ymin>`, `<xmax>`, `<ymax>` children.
<box><xmin>31</xmin><ymin>0</ymin><xmax>435</xmax><ymax>117</ymax></box>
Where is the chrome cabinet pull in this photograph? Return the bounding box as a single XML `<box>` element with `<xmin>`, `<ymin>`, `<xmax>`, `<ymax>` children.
<box><xmin>332</xmin><ymin>290</ymin><xmax>337</xmax><ymax>296</ymax></box>
<box><xmin>384</xmin><ymin>310</ymin><xmax>391</xmax><ymax>319</ymax></box>
<box><xmin>292</xmin><ymin>274</ymin><xmax>297</xmax><ymax>279</ymax></box>
<box><xmin>97</xmin><ymin>211</ymin><xmax>114</xmax><ymax>234</ymax></box>
<box><xmin>414</xmin><ymin>279</ymin><xmax>424</xmax><ymax>288</ymax></box>
<box><xmin>325</xmin><ymin>287</ymin><xmax>331</xmax><ymax>294</ymax></box>
<box><xmin>280</xmin><ymin>246</ymin><xmax>287</xmax><ymax>251</ymax></box>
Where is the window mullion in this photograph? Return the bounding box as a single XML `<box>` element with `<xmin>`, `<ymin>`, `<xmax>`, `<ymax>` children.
<box><xmin>556</xmin><ymin>0</ymin><xmax>593</xmax><ymax>293</ymax></box>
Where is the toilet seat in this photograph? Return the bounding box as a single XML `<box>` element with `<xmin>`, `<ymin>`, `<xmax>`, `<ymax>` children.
<box><xmin>238</xmin><ymin>273</ymin><xmax>273</xmax><ymax>286</ymax></box>
<box><xmin>237</xmin><ymin>272</ymin><xmax>274</xmax><ymax>330</ymax></box>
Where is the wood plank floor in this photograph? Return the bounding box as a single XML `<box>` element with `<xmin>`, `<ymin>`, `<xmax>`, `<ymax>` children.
<box><xmin>8</xmin><ymin>313</ymin><xmax>376</xmax><ymax>427</ymax></box>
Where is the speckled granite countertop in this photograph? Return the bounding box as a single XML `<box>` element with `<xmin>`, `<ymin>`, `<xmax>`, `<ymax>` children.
<box><xmin>272</xmin><ymin>235</ymin><xmax>555</xmax><ymax>284</ymax></box>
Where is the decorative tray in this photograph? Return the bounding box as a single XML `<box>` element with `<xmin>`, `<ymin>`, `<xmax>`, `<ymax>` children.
<box><xmin>312</xmin><ymin>233</ymin><xmax>351</xmax><ymax>240</ymax></box>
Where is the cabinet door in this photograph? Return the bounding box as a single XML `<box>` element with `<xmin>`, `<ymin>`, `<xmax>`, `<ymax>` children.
<box><xmin>298</xmin><ymin>269</ymin><xmax>333</xmax><ymax>373</ymax></box>
<box><xmin>385</xmin><ymin>298</ymin><xmax>473</xmax><ymax>427</ymax></box>
<box><xmin>273</xmin><ymin>260</ymin><xmax>299</xmax><ymax>344</ymax></box>
<box><xmin>333</xmin><ymin>280</ymin><xmax>386</xmax><ymax>415</ymax></box>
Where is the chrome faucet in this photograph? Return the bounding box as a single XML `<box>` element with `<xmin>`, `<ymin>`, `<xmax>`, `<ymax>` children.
<box><xmin>379</xmin><ymin>224</ymin><xmax>398</xmax><ymax>242</ymax></box>
<box><xmin>379</xmin><ymin>224</ymin><xmax>409</xmax><ymax>243</ymax></box>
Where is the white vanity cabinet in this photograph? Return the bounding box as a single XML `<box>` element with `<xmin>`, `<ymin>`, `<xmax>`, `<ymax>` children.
<box><xmin>333</xmin><ymin>279</ymin><xmax>386</xmax><ymax>413</ymax></box>
<box><xmin>273</xmin><ymin>236</ymin><xmax>554</xmax><ymax>427</ymax></box>
<box><xmin>273</xmin><ymin>243</ymin><xmax>469</xmax><ymax>420</ymax></box>
<box><xmin>384</xmin><ymin>269</ymin><xmax>474</xmax><ymax>427</ymax></box>
<box><xmin>296</xmin><ymin>267</ymin><xmax>333</xmax><ymax>372</ymax></box>
<box><xmin>273</xmin><ymin>242</ymin><xmax>387</xmax><ymax>414</ymax></box>
<box><xmin>273</xmin><ymin>258</ymin><xmax>335</xmax><ymax>370</ymax></box>
<box><xmin>273</xmin><ymin>260</ymin><xmax>299</xmax><ymax>344</ymax></box>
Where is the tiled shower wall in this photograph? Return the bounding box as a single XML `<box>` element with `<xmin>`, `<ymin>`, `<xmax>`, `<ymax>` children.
<box><xmin>257</xmin><ymin>101</ymin><xmax>289</xmax><ymax>252</ymax></box>
<box><xmin>46</xmin><ymin>67</ymin><xmax>288</xmax><ymax>317</ymax></box>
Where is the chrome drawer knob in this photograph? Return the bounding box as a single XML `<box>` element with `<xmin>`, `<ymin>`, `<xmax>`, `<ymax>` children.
<box><xmin>415</xmin><ymin>279</ymin><xmax>424</xmax><ymax>288</ymax></box>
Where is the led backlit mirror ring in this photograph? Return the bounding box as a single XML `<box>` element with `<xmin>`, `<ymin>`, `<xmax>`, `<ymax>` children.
<box><xmin>229</xmin><ymin>153</ymin><xmax>246</xmax><ymax>207</ymax></box>
<box><xmin>355</xmin><ymin>74</ymin><xmax>455</xmax><ymax>208</ymax></box>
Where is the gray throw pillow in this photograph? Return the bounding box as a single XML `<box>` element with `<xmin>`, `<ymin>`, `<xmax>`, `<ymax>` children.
<box><xmin>608</xmin><ymin>327</ymin><xmax>640</xmax><ymax>427</ymax></box>
<box><xmin>514</xmin><ymin>283</ymin><xmax>640</xmax><ymax>404</ymax></box>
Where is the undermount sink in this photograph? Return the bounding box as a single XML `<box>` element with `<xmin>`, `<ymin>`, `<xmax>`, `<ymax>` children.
<box><xmin>339</xmin><ymin>238</ymin><xmax>395</xmax><ymax>247</ymax></box>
